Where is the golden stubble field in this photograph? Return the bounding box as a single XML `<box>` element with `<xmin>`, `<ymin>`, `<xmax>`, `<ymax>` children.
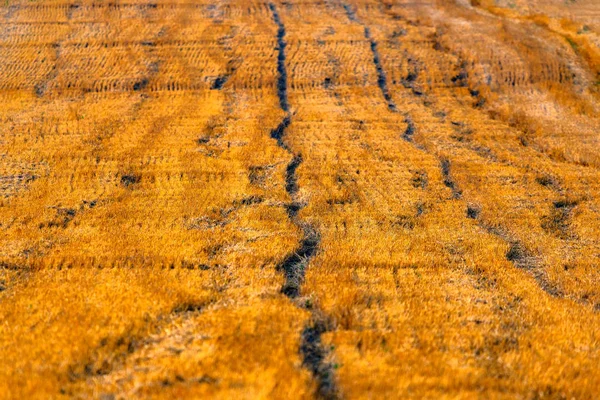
<box><xmin>1</xmin><ymin>0</ymin><xmax>600</xmax><ymax>398</ymax></box>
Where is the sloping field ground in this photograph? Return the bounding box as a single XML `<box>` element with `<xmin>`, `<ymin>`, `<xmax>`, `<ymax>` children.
<box><xmin>1</xmin><ymin>0</ymin><xmax>599</xmax><ymax>398</ymax></box>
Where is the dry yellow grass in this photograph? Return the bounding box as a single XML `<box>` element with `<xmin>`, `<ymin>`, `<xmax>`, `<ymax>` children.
<box><xmin>1</xmin><ymin>0</ymin><xmax>600</xmax><ymax>398</ymax></box>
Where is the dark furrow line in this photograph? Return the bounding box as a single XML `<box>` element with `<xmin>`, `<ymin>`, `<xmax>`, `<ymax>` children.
<box><xmin>210</xmin><ymin>55</ymin><xmax>241</xmax><ymax>90</ymax></box>
<box><xmin>429</xmin><ymin>25</ymin><xmax>600</xmax><ymax>172</ymax></box>
<box><xmin>405</xmin><ymin>78</ymin><xmax>564</xmax><ymax>299</ymax></box>
<box><xmin>439</xmin><ymin>158</ymin><xmax>463</xmax><ymax>199</ymax></box>
<box><xmin>365</xmin><ymin>28</ymin><xmax>397</xmax><ymax>112</ymax></box>
<box><xmin>270</xmin><ymin>2</ymin><xmax>290</xmax><ymax>113</ymax></box>
<box><xmin>270</xmin><ymin>114</ymin><xmax>291</xmax><ymax>149</ymax></box>
<box><xmin>211</xmin><ymin>74</ymin><xmax>229</xmax><ymax>90</ymax></box>
<box><xmin>342</xmin><ymin>1</ymin><xmax>416</xmax><ymax>144</ymax></box>
<box><xmin>541</xmin><ymin>199</ymin><xmax>579</xmax><ymax>241</ymax></box>
<box><xmin>300</xmin><ymin>317</ymin><xmax>337</xmax><ymax>399</ymax></box>
<box><xmin>401</xmin><ymin>56</ymin><xmax>569</xmax><ymax>298</ymax></box>
<box><xmin>279</xmin><ymin>226</ymin><xmax>320</xmax><ymax>298</ymax></box>
<box><xmin>268</xmin><ymin>3</ymin><xmax>338</xmax><ymax>399</ymax></box>
<box><xmin>436</xmin><ymin>137</ymin><xmax>565</xmax><ymax>298</ymax></box>
<box><xmin>414</xmin><ymin>95</ymin><xmax>563</xmax><ymax>298</ymax></box>
<box><xmin>476</xmin><ymin>220</ymin><xmax>564</xmax><ymax>298</ymax></box>
<box><xmin>352</xmin><ymin>2</ymin><xmax>566</xmax><ymax>300</ymax></box>
<box><xmin>402</xmin><ymin>114</ymin><xmax>416</xmax><ymax>142</ymax></box>
<box><xmin>285</xmin><ymin>154</ymin><xmax>302</xmax><ymax>197</ymax></box>
<box><xmin>342</xmin><ymin>3</ymin><xmax>396</xmax><ymax>112</ymax></box>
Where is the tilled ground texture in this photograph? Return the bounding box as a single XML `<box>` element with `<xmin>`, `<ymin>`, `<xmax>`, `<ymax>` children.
<box><xmin>1</xmin><ymin>0</ymin><xmax>600</xmax><ymax>398</ymax></box>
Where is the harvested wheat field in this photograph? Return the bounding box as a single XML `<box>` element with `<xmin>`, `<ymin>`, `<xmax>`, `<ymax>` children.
<box><xmin>1</xmin><ymin>0</ymin><xmax>600</xmax><ymax>398</ymax></box>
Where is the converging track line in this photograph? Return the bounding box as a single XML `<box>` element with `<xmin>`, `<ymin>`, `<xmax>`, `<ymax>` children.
<box><xmin>268</xmin><ymin>3</ymin><xmax>339</xmax><ymax>398</ymax></box>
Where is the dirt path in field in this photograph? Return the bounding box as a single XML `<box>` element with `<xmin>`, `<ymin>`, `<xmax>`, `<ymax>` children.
<box><xmin>268</xmin><ymin>3</ymin><xmax>338</xmax><ymax>398</ymax></box>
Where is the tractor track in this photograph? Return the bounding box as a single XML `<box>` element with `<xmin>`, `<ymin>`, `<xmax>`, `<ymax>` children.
<box><xmin>342</xmin><ymin>2</ymin><xmax>416</xmax><ymax>144</ymax></box>
<box><xmin>342</xmin><ymin>3</ymin><xmax>395</xmax><ymax>112</ymax></box>
<box><xmin>342</xmin><ymin>1</ymin><xmax>565</xmax><ymax>300</ymax></box>
<box><xmin>268</xmin><ymin>3</ymin><xmax>338</xmax><ymax>399</ymax></box>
